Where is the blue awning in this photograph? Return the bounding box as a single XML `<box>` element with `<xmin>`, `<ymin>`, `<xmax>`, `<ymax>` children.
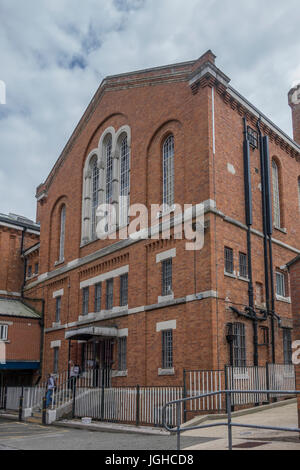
<box><xmin>0</xmin><ymin>361</ymin><xmax>40</xmax><ymax>370</ymax></box>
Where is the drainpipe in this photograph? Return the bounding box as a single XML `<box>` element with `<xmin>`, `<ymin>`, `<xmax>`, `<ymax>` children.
<box><xmin>262</xmin><ymin>136</ymin><xmax>276</xmax><ymax>363</ymax></box>
<box><xmin>243</xmin><ymin>118</ymin><xmax>258</xmax><ymax>366</ymax></box>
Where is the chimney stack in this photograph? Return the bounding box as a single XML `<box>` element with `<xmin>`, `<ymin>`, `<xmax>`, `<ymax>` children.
<box><xmin>288</xmin><ymin>83</ymin><xmax>300</xmax><ymax>145</ymax></box>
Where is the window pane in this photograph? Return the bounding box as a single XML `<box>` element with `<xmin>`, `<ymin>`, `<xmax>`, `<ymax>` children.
<box><xmin>283</xmin><ymin>329</ymin><xmax>292</xmax><ymax>365</ymax></box>
<box><xmin>106</xmin><ymin>279</ymin><xmax>114</xmax><ymax>310</ymax></box>
<box><xmin>120</xmin><ymin>274</ymin><xmax>128</xmax><ymax>306</ymax></box>
<box><xmin>162</xmin><ymin>259</ymin><xmax>172</xmax><ymax>296</ymax></box>
<box><xmin>82</xmin><ymin>287</ymin><xmax>89</xmax><ymax>315</ymax></box>
<box><xmin>55</xmin><ymin>297</ymin><xmax>61</xmax><ymax>323</ymax></box>
<box><xmin>232</xmin><ymin>323</ymin><xmax>246</xmax><ymax>367</ymax></box>
<box><xmin>276</xmin><ymin>272</ymin><xmax>285</xmax><ymax>297</ymax></box>
<box><xmin>239</xmin><ymin>252</ymin><xmax>247</xmax><ymax>278</ymax></box>
<box><xmin>94</xmin><ymin>283</ymin><xmax>102</xmax><ymax>313</ymax></box>
<box><xmin>272</xmin><ymin>160</ymin><xmax>281</xmax><ymax>228</ymax></box>
<box><xmin>225</xmin><ymin>247</ymin><xmax>234</xmax><ymax>274</ymax></box>
<box><xmin>120</xmin><ymin>136</ymin><xmax>130</xmax><ymax>226</ymax></box>
<box><xmin>162</xmin><ymin>330</ymin><xmax>173</xmax><ymax>369</ymax></box>
<box><xmin>91</xmin><ymin>160</ymin><xmax>99</xmax><ymax>238</ymax></box>
<box><xmin>59</xmin><ymin>205</ymin><xmax>66</xmax><ymax>261</ymax></box>
<box><xmin>163</xmin><ymin>135</ymin><xmax>174</xmax><ymax>208</ymax></box>
<box><xmin>118</xmin><ymin>337</ymin><xmax>127</xmax><ymax>371</ymax></box>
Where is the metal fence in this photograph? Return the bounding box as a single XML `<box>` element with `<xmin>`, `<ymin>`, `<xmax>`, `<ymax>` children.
<box><xmin>184</xmin><ymin>369</ymin><xmax>224</xmax><ymax>413</ymax></box>
<box><xmin>74</xmin><ymin>385</ymin><xmax>183</xmax><ymax>427</ymax></box>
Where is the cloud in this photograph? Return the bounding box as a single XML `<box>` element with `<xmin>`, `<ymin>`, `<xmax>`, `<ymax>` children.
<box><xmin>0</xmin><ymin>0</ymin><xmax>299</xmax><ymax>219</ymax></box>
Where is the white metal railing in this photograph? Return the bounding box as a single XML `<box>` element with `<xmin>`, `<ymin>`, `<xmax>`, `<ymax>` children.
<box><xmin>186</xmin><ymin>370</ymin><xmax>224</xmax><ymax>411</ymax></box>
<box><xmin>268</xmin><ymin>363</ymin><xmax>296</xmax><ymax>398</ymax></box>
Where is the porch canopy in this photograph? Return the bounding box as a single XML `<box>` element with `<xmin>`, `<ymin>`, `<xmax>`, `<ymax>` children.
<box><xmin>65</xmin><ymin>326</ymin><xmax>118</xmax><ymax>341</ymax></box>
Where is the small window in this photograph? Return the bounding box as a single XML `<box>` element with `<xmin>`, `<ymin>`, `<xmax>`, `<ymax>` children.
<box><xmin>224</xmin><ymin>247</ymin><xmax>234</xmax><ymax>274</ymax></box>
<box><xmin>276</xmin><ymin>271</ymin><xmax>286</xmax><ymax>297</ymax></box>
<box><xmin>239</xmin><ymin>252</ymin><xmax>248</xmax><ymax>278</ymax></box>
<box><xmin>27</xmin><ymin>265</ymin><xmax>32</xmax><ymax>278</ymax></box>
<box><xmin>53</xmin><ymin>347</ymin><xmax>59</xmax><ymax>374</ymax></box>
<box><xmin>259</xmin><ymin>326</ymin><xmax>269</xmax><ymax>346</ymax></box>
<box><xmin>106</xmin><ymin>279</ymin><xmax>114</xmax><ymax>310</ymax></box>
<box><xmin>55</xmin><ymin>297</ymin><xmax>61</xmax><ymax>323</ymax></box>
<box><xmin>162</xmin><ymin>259</ymin><xmax>173</xmax><ymax>296</ymax></box>
<box><xmin>94</xmin><ymin>283</ymin><xmax>102</xmax><ymax>313</ymax></box>
<box><xmin>34</xmin><ymin>263</ymin><xmax>39</xmax><ymax>275</ymax></box>
<box><xmin>283</xmin><ymin>328</ymin><xmax>292</xmax><ymax>365</ymax></box>
<box><xmin>0</xmin><ymin>325</ymin><xmax>8</xmax><ymax>341</ymax></box>
<box><xmin>247</xmin><ymin>126</ymin><xmax>258</xmax><ymax>149</ymax></box>
<box><xmin>162</xmin><ymin>330</ymin><xmax>173</xmax><ymax>369</ymax></box>
<box><xmin>118</xmin><ymin>337</ymin><xmax>127</xmax><ymax>371</ymax></box>
<box><xmin>82</xmin><ymin>287</ymin><xmax>89</xmax><ymax>316</ymax></box>
<box><xmin>120</xmin><ymin>274</ymin><xmax>128</xmax><ymax>307</ymax></box>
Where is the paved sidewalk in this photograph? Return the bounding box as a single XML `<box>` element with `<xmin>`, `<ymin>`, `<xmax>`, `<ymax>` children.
<box><xmin>182</xmin><ymin>401</ymin><xmax>300</xmax><ymax>450</ymax></box>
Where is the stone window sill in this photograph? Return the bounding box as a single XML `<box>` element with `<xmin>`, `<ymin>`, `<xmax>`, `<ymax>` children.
<box><xmin>54</xmin><ymin>259</ymin><xmax>65</xmax><ymax>267</ymax></box>
<box><xmin>158</xmin><ymin>368</ymin><xmax>175</xmax><ymax>376</ymax></box>
<box><xmin>274</xmin><ymin>226</ymin><xmax>287</xmax><ymax>234</ymax></box>
<box><xmin>224</xmin><ymin>271</ymin><xmax>237</xmax><ymax>279</ymax></box>
<box><xmin>112</xmin><ymin>370</ymin><xmax>128</xmax><ymax>378</ymax></box>
<box><xmin>276</xmin><ymin>294</ymin><xmax>291</xmax><ymax>304</ymax></box>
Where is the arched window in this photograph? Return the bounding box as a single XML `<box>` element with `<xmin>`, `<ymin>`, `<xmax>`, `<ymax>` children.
<box><xmin>59</xmin><ymin>205</ymin><xmax>66</xmax><ymax>262</ymax></box>
<box><xmin>119</xmin><ymin>135</ymin><xmax>130</xmax><ymax>226</ymax></box>
<box><xmin>91</xmin><ymin>158</ymin><xmax>99</xmax><ymax>238</ymax></box>
<box><xmin>105</xmin><ymin>135</ymin><xmax>113</xmax><ymax>205</ymax></box>
<box><xmin>163</xmin><ymin>135</ymin><xmax>174</xmax><ymax>209</ymax></box>
<box><xmin>272</xmin><ymin>160</ymin><xmax>281</xmax><ymax>228</ymax></box>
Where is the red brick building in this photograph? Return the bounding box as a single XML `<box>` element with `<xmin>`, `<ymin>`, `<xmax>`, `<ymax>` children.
<box><xmin>23</xmin><ymin>50</ymin><xmax>300</xmax><ymax>386</ymax></box>
<box><xmin>0</xmin><ymin>213</ymin><xmax>41</xmax><ymax>385</ymax></box>
<box><xmin>287</xmin><ymin>254</ymin><xmax>300</xmax><ymax>427</ymax></box>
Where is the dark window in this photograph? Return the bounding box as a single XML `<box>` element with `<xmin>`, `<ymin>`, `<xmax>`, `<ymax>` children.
<box><xmin>162</xmin><ymin>330</ymin><xmax>173</xmax><ymax>369</ymax></box>
<box><xmin>34</xmin><ymin>263</ymin><xmax>39</xmax><ymax>275</ymax></box>
<box><xmin>106</xmin><ymin>279</ymin><xmax>114</xmax><ymax>310</ymax></box>
<box><xmin>55</xmin><ymin>297</ymin><xmax>61</xmax><ymax>323</ymax></box>
<box><xmin>0</xmin><ymin>325</ymin><xmax>8</xmax><ymax>341</ymax></box>
<box><xmin>53</xmin><ymin>347</ymin><xmax>59</xmax><ymax>374</ymax></box>
<box><xmin>94</xmin><ymin>283</ymin><xmax>102</xmax><ymax>313</ymax></box>
<box><xmin>283</xmin><ymin>328</ymin><xmax>292</xmax><ymax>365</ymax></box>
<box><xmin>27</xmin><ymin>265</ymin><xmax>32</xmax><ymax>278</ymax></box>
<box><xmin>118</xmin><ymin>337</ymin><xmax>127</xmax><ymax>371</ymax></box>
<box><xmin>239</xmin><ymin>252</ymin><xmax>248</xmax><ymax>278</ymax></box>
<box><xmin>120</xmin><ymin>274</ymin><xmax>128</xmax><ymax>306</ymax></box>
<box><xmin>259</xmin><ymin>326</ymin><xmax>269</xmax><ymax>346</ymax></box>
<box><xmin>230</xmin><ymin>322</ymin><xmax>246</xmax><ymax>367</ymax></box>
<box><xmin>162</xmin><ymin>259</ymin><xmax>173</xmax><ymax>296</ymax></box>
<box><xmin>224</xmin><ymin>247</ymin><xmax>234</xmax><ymax>274</ymax></box>
<box><xmin>82</xmin><ymin>287</ymin><xmax>89</xmax><ymax>316</ymax></box>
<box><xmin>247</xmin><ymin>126</ymin><xmax>258</xmax><ymax>149</ymax></box>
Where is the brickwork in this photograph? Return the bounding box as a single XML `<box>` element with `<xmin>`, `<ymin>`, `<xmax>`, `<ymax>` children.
<box><xmin>23</xmin><ymin>51</ymin><xmax>300</xmax><ymax>387</ymax></box>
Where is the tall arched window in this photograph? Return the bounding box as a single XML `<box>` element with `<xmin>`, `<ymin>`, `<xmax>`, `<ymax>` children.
<box><xmin>59</xmin><ymin>205</ymin><xmax>66</xmax><ymax>262</ymax></box>
<box><xmin>105</xmin><ymin>136</ymin><xmax>113</xmax><ymax>205</ymax></box>
<box><xmin>272</xmin><ymin>160</ymin><xmax>281</xmax><ymax>228</ymax></box>
<box><xmin>163</xmin><ymin>135</ymin><xmax>174</xmax><ymax>209</ymax></box>
<box><xmin>120</xmin><ymin>135</ymin><xmax>130</xmax><ymax>226</ymax></box>
<box><xmin>91</xmin><ymin>158</ymin><xmax>99</xmax><ymax>238</ymax></box>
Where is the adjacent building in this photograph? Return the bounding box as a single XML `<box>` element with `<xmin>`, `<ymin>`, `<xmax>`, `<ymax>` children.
<box><xmin>21</xmin><ymin>50</ymin><xmax>300</xmax><ymax>386</ymax></box>
<box><xmin>0</xmin><ymin>213</ymin><xmax>41</xmax><ymax>385</ymax></box>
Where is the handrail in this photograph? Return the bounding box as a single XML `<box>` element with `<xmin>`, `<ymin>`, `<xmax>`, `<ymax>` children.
<box><xmin>162</xmin><ymin>389</ymin><xmax>300</xmax><ymax>450</ymax></box>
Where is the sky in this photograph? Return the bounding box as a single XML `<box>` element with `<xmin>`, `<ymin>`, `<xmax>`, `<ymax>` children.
<box><xmin>0</xmin><ymin>0</ymin><xmax>299</xmax><ymax>221</ymax></box>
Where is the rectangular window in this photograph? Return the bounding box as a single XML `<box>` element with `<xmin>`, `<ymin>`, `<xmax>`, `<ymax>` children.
<box><xmin>118</xmin><ymin>337</ymin><xmax>127</xmax><ymax>371</ymax></box>
<box><xmin>231</xmin><ymin>323</ymin><xmax>246</xmax><ymax>367</ymax></box>
<box><xmin>34</xmin><ymin>263</ymin><xmax>39</xmax><ymax>275</ymax></box>
<box><xmin>120</xmin><ymin>274</ymin><xmax>128</xmax><ymax>306</ymax></box>
<box><xmin>239</xmin><ymin>252</ymin><xmax>248</xmax><ymax>279</ymax></box>
<box><xmin>162</xmin><ymin>259</ymin><xmax>173</xmax><ymax>296</ymax></box>
<box><xmin>247</xmin><ymin>126</ymin><xmax>258</xmax><ymax>149</ymax></box>
<box><xmin>283</xmin><ymin>328</ymin><xmax>292</xmax><ymax>365</ymax></box>
<box><xmin>94</xmin><ymin>283</ymin><xmax>102</xmax><ymax>313</ymax></box>
<box><xmin>276</xmin><ymin>271</ymin><xmax>286</xmax><ymax>297</ymax></box>
<box><xmin>162</xmin><ymin>330</ymin><xmax>173</xmax><ymax>369</ymax></box>
<box><xmin>53</xmin><ymin>347</ymin><xmax>59</xmax><ymax>374</ymax></box>
<box><xmin>27</xmin><ymin>265</ymin><xmax>32</xmax><ymax>278</ymax></box>
<box><xmin>82</xmin><ymin>287</ymin><xmax>89</xmax><ymax>316</ymax></box>
<box><xmin>106</xmin><ymin>279</ymin><xmax>114</xmax><ymax>310</ymax></box>
<box><xmin>224</xmin><ymin>247</ymin><xmax>234</xmax><ymax>274</ymax></box>
<box><xmin>0</xmin><ymin>325</ymin><xmax>8</xmax><ymax>341</ymax></box>
<box><xmin>55</xmin><ymin>297</ymin><xmax>61</xmax><ymax>323</ymax></box>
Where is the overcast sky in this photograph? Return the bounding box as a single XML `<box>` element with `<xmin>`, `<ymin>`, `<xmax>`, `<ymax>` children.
<box><xmin>0</xmin><ymin>0</ymin><xmax>299</xmax><ymax>221</ymax></box>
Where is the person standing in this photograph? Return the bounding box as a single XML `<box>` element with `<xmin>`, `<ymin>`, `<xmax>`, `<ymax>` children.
<box><xmin>46</xmin><ymin>374</ymin><xmax>55</xmax><ymax>408</ymax></box>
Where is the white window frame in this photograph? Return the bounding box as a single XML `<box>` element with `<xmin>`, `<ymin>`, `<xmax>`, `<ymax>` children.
<box><xmin>272</xmin><ymin>160</ymin><xmax>281</xmax><ymax>228</ymax></box>
<box><xmin>59</xmin><ymin>205</ymin><xmax>66</xmax><ymax>262</ymax></box>
<box><xmin>0</xmin><ymin>324</ymin><xmax>8</xmax><ymax>341</ymax></box>
<box><xmin>276</xmin><ymin>271</ymin><xmax>286</xmax><ymax>298</ymax></box>
<box><xmin>162</xmin><ymin>134</ymin><xmax>174</xmax><ymax>210</ymax></box>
